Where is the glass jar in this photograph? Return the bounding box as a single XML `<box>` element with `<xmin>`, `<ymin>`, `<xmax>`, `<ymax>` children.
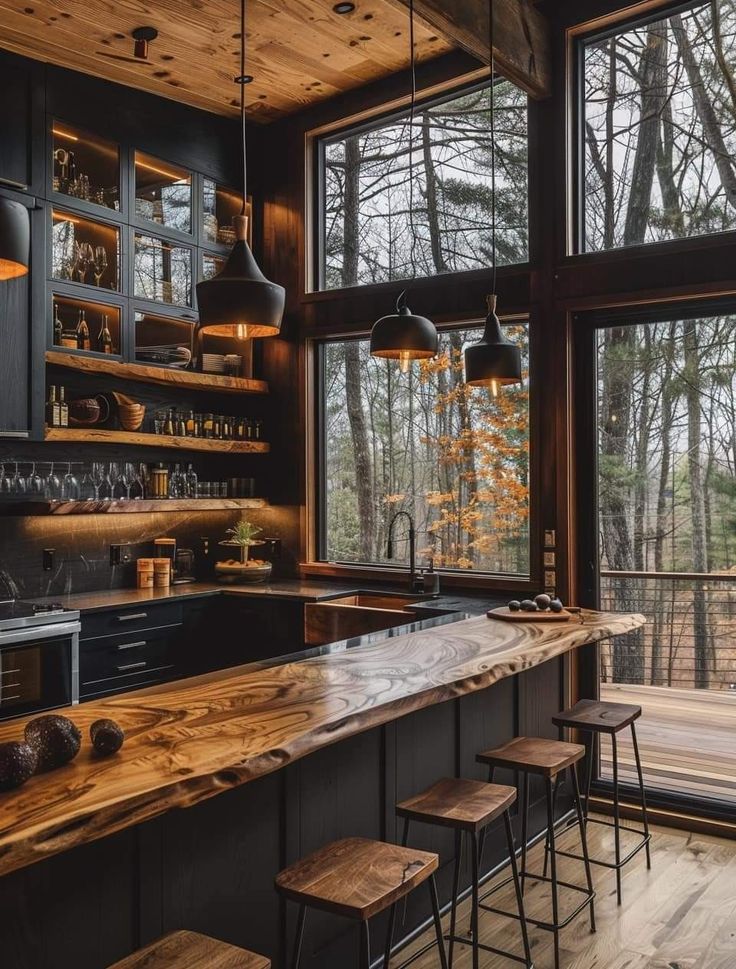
<box><xmin>150</xmin><ymin>463</ymin><xmax>169</xmax><ymax>499</ymax></box>
<box><xmin>203</xmin><ymin>413</ymin><xmax>214</xmax><ymax>439</ymax></box>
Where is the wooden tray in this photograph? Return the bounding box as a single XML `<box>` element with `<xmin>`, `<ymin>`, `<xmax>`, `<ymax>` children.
<box><xmin>487</xmin><ymin>606</ymin><xmax>573</xmax><ymax>623</ymax></box>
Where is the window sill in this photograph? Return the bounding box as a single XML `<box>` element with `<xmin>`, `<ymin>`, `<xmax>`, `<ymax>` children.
<box><xmin>300</xmin><ymin>561</ymin><xmax>538</xmax><ymax>593</ymax></box>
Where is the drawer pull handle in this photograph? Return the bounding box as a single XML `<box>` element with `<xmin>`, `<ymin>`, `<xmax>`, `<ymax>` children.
<box><xmin>0</xmin><ymin>668</ymin><xmax>21</xmax><ymax>676</ymax></box>
<box><xmin>116</xmin><ymin>661</ymin><xmax>147</xmax><ymax>672</ymax></box>
<box><xmin>117</xmin><ymin>641</ymin><xmax>147</xmax><ymax>651</ymax></box>
<box><xmin>116</xmin><ymin>613</ymin><xmax>149</xmax><ymax>623</ymax></box>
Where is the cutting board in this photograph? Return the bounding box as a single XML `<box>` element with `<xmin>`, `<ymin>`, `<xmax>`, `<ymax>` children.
<box><xmin>487</xmin><ymin>606</ymin><xmax>574</xmax><ymax>623</ymax></box>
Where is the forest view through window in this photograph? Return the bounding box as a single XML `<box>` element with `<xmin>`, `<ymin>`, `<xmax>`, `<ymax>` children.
<box><xmin>319</xmin><ymin>81</ymin><xmax>528</xmax><ymax>290</ymax></box>
<box><xmin>320</xmin><ymin>325</ymin><xmax>530</xmax><ymax>575</ymax></box>
<box><xmin>582</xmin><ymin>0</ymin><xmax>736</xmax><ymax>252</ymax></box>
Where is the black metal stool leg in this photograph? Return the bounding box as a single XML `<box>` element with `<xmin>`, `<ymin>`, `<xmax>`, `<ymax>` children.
<box><xmin>470</xmin><ymin>830</ymin><xmax>480</xmax><ymax>969</ymax></box>
<box><xmin>448</xmin><ymin>830</ymin><xmax>462</xmax><ymax>968</ymax></box>
<box><xmin>520</xmin><ymin>771</ymin><xmax>530</xmax><ymax>896</ymax></box>
<box><xmin>543</xmin><ymin>773</ymin><xmax>560</xmax><ymax>879</ymax></box>
<box><xmin>584</xmin><ymin>732</ymin><xmax>596</xmax><ymax>820</ymax></box>
<box><xmin>359</xmin><ymin>921</ymin><xmax>371</xmax><ymax>969</ymax></box>
<box><xmin>631</xmin><ymin>723</ymin><xmax>652</xmax><ymax>870</ymax></box>
<box><xmin>429</xmin><ymin>874</ymin><xmax>450</xmax><ymax>969</ymax></box>
<box><xmin>570</xmin><ymin>763</ymin><xmax>596</xmax><ymax>932</ymax></box>
<box><xmin>503</xmin><ymin>809</ymin><xmax>533</xmax><ymax>968</ymax></box>
<box><xmin>383</xmin><ymin>902</ymin><xmax>397</xmax><ymax>968</ymax></box>
<box><xmin>546</xmin><ymin>776</ymin><xmax>561</xmax><ymax>969</ymax></box>
<box><xmin>291</xmin><ymin>905</ymin><xmax>307</xmax><ymax>969</ymax></box>
<box><xmin>611</xmin><ymin>732</ymin><xmax>622</xmax><ymax>904</ymax></box>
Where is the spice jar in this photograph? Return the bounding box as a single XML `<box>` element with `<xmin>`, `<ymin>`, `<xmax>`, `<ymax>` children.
<box><xmin>137</xmin><ymin>558</ymin><xmax>155</xmax><ymax>589</ymax></box>
<box><xmin>153</xmin><ymin>558</ymin><xmax>171</xmax><ymax>588</ymax></box>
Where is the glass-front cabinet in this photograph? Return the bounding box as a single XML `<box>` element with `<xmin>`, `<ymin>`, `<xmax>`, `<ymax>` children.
<box><xmin>51</xmin><ymin>294</ymin><xmax>123</xmax><ymax>357</ymax></box>
<box><xmin>133</xmin><ymin>233</ymin><xmax>192</xmax><ymax>306</ymax></box>
<box><xmin>133</xmin><ymin>310</ymin><xmax>194</xmax><ymax>369</ymax></box>
<box><xmin>201</xmin><ymin>178</ymin><xmax>242</xmax><ymax>247</ymax></box>
<box><xmin>51</xmin><ymin>122</ymin><xmax>120</xmax><ymax>211</ymax></box>
<box><xmin>51</xmin><ymin>209</ymin><xmax>121</xmax><ymax>291</ymax></box>
<box><xmin>134</xmin><ymin>152</ymin><xmax>192</xmax><ymax>235</ymax></box>
<box><xmin>201</xmin><ymin>251</ymin><xmax>226</xmax><ymax>281</ymax></box>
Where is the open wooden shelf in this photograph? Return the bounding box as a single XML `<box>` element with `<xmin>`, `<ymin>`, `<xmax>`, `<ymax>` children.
<box><xmin>44</xmin><ymin>427</ymin><xmax>270</xmax><ymax>454</ymax></box>
<box><xmin>0</xmin><ymin>498</ymin><xmax>268</xmax><ymax>517</ymax></box>
<box><xmin>46</xmin><ymin>350</ymin><xmax>269</xmax><ymax>396</ymax></box>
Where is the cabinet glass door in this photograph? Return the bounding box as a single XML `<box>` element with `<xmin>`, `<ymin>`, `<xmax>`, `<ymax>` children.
<box><xmin>134</xmin><ymin>234</ymin><xmax>192</xmax><ymax>306</ymax></box>
<box><xmin>135</xmin><ymin>152</ymin><xmax>192</xmax><ymax>235</ymax></box>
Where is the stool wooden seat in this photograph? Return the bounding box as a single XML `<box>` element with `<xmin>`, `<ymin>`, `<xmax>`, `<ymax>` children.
<box><xmin>398</xmin><ymin>778</ymin><xmax>531</xmax><ymax>968</ymax></box>
<box><xmin>552</xmin><ymin>698</ymin><xmax>652</xmax><ymax>905</ymax></box>
<box><xmin>276</xmin><ymin>838</ymin><xmax>448</xmax><ymax>969</ymax></box>
<box><xmin>396</xmin><ymin>777</ymin><xmax>516</xmax><ymax>833</ymax></box>
<box><xmin>477</xmin><ymin>735</ymin><xmax>585</xmax><ymax>777</ymax></box>
<box><xmin>552</xmin><ymin>698</ymin><xmax>641</xmax><ymax>733</ymax></box>
<box><xmin>106</xmin><ymin>931</ymin><xmax>270</xmax><ymax>969</ymax></box>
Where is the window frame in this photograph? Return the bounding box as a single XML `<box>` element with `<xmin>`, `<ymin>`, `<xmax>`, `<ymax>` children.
<box><xmin>311</xmin><ymin>76</ymin><xmax>531</xmax><ymax>295</ymax></box>
<box><xmin>572</xmin><ymin>0</ymin><xmax>735</xmax><ymax>258</ymax></box>
<box><xmin>304</xmin><ymin>313</ymin><xmax>543</xmax><ymax>593</ymax></box>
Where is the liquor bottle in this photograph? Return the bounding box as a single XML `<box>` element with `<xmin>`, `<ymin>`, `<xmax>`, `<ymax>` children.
<box><xmin>97</xmin><ymin>314</ymin><xmax>113</xmax><ymax>354</ymax></box>
<box><xmin>169</xmin><ymin>464</ymin><xmax>185</xmax><ymax>499</ymax></box>
<box><xmin>76</xmin><ymin>309</ymin><xmax>90</xmax><ymax>351</ymax></box>
<box><xmin>164</xmin><ymin>409</ymin><xmax>176</xmax><ymax>436</ymax></box>
<box><xmin>185</xmin><ymin>463</ymin><xmax>198</xmax><ymax>500</ymax></box>
<box><xmin>58</xmin><ymin>386</ymin><xmax>69</xmax><ymax>427</ymax></box>
<box><xmin>46</xmin><ymin>385</ymin><xmax>60</xmax><ymax>428</ymax></box>
<box><xmin>53</xmin><ymin>303</ymin><xmax>63</xmax><ymax>346</ymax></box>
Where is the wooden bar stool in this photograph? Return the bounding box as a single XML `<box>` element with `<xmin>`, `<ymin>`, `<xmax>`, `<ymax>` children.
<box><xmin>477</xmin><ymin>738</ymin><xmax>596</xmax><ymax>969</ymax></box>
<box><xmin>105</xmin><ymin>930</ymin><xmax>270</xmax><ymax>968</ymax></box>
<box><xmin>275</xmin><ymin>837</ymin><xmax>449</xmax><ymax>969</ymax></box>
<box><xmin>552</xmin><ymin>699</ymin><xmax>652</xmax><ymax>905</ymax></box>
<box><xmin>396</xmin><ymin>777</ymin><xmax>533</xmax><ymax>969</ymax></box>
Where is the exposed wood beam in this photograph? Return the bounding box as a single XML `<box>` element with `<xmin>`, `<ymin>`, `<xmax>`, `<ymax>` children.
<box><xmin>388</xmin><ymin>0</ymin><xmax>552</xmax><ymax>99</ymax></box>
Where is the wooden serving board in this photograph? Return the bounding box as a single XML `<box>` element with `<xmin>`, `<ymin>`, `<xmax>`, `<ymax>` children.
<box><xmin>487</xmin><ymin>606</ymin><xmax>574</xmax><ymax>622</ymax></box>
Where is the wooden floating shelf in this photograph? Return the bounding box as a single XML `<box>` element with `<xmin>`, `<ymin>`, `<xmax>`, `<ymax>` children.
<box><xmin>0</xmin><ymin>498</ymin><xmax>268</xmax><ymax>517</ymax></box>
<box><xmin>44</xmin><ymin>428</ymin><xmax>270</xmax><ymax>454</ymax></box>
<box><xmin>46</xmin><ymin>350</ymin><xmax>269</xmax><ymax>396</ymax></box>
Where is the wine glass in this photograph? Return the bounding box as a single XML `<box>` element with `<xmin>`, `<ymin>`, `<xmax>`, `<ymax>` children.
<box><xmin>112</xmin><ymin>463</ymin><xmax>129</xmax><ymax>500</ymax></box>
<box><xmin>62</xmin><ymin>462</ymin><xmax>80</xmax><ymax>500</ymax></box>
<box><xmin>94</xmin><ymin>462</ymin><xmax>112</xmax><ymax>500</ymax></box>
<box><xmin>11</xmin><ymin>462</ymin><xmax>27</xmax><ymax>496</ymax></box>
<box><xmin>46</xmin><ymin>463</ymin><xmax>62</xmax><ymax>499</ymax></box>
<box><xmin>76</xmin><ymin>242</ymin><xmax>93</xmax><ymax>284</ymax></box>
<box><xmin>92</xmin><ymin>246</ymin><xmax>108</xmax><ymax>287</ymax></box>
<box><xmin>79</xmin><ymin>465</ymin><xmax>96</xmax><ymax>501</ymax></box>
<box><xmin>28</xmin><ymin>462</ymin><xmax>44</xmax><ymax>498</ymax></box>
<box><xmin>0</xmin><ymin>464</ymin><xmax>10</xmax><ymax>497</ymax></box>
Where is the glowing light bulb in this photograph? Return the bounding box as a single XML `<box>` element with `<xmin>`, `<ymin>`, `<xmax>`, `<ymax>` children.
<box><xmin>236</xmin><ymin>324</ymin><xmax>250</xmax><ymax>340</ymax></box>
<box><xmin>399</xmin><ymin>351</ymin><xmax>412</xmax><ymax>374</ymax></box>
<box><xmin>489</xmin><ymin>379</ymin><xmax>499</xmax><ymax>398</ymax></box>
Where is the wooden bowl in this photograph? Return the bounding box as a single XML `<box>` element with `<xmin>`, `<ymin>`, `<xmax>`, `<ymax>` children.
<box><xmin>112</xmin><ymin>392</ymin><xmax>146</xmax><ymax>432</ymax></box>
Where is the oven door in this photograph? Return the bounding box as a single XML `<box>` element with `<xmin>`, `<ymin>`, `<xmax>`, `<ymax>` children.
<box><xmin>0</xmin><ymin>621</ymin><xmax>80</xmax><ymax>721</ymax></box>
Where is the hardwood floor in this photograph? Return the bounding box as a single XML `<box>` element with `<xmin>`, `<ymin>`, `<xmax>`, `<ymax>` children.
<box><xmin>600</xmin><ymin>683</ymin><xmax>736</xmax><ymax>804</ymax></box>
<box><xmin>401</xmin><ymin>818</ymin><xmax>736</xmax><ymax>968</ymax></box>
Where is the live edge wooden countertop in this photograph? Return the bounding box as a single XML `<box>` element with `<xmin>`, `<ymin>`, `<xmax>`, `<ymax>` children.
<box><xmin>0</xmin><ymin>609</ymin><xmax>643</xmax><ymax>878</ymax></box>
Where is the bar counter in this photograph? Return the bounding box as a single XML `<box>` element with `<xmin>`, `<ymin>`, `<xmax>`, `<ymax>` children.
<box><xmin>0</xmin><ymin>608</ymin><xmax>642</xmax><ymax>879</ymax></box>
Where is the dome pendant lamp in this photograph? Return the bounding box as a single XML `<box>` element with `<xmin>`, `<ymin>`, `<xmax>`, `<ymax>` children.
<box><xmin>195</xmin><ymin>0</ymin><xmax>284</xmax><ymax>340</ymax></box>
<box><xmin>0</xmin><ymin>197</ymin><xmax>30</xmax><ymax>281</ymax></box>
<box><xmin>369</xmin><ymin>0</ymin><xmax>437</xmax><ymax>370</ymax></box>
<box><xmin>464</xmin><ymin>0</ymin><xmax>522</xmax><ymax>394</ymax></box>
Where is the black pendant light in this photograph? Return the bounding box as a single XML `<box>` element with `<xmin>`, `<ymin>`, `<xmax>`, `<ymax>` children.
<box><xmin>0</xmin><ymin>197</ymin><xmax>30</xmax><ymax>281</ymax></box>
<box><xmin>369</xmin><ymin>0</ymin><xmax>437</xmax><ymax>369</ymax></box>
<box><xmin>464</xmin><ymin>0</ymin><xmax>522</xmax><ymax>394</ymax></box>
<box><xmin>195</xmin><ymin>0</ymin><xmax>285</xmax><ymax>340</ymax></box>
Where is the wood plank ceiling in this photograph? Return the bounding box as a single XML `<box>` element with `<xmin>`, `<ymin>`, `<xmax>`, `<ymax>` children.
<box><xmin>0</xmin><ymin>0</ymin><xmax>453</xmax><ymax>120</ymax></box>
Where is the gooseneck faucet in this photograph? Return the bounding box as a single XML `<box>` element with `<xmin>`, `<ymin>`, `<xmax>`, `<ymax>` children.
<box><xmin>386</xmin><ymin>511</ymin><xmax>422</xmax><ymax>594</ymax></box>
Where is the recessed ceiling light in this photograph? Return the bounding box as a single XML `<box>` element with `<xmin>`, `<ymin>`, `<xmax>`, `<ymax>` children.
<box><xmin>333</xmin><ymin>2</ymin><xmax>356</xmax><ymax>13</ymax></box>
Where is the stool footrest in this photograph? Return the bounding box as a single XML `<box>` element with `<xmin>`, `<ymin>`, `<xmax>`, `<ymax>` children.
<box><xmin>556</xmin><ymin>817</ymin><xmax>651</xmax><ymax>870</ymax></box>
<box><xmin>445</xmin><ymin>933</ymin><xmax>534</xmax><ymax>965</ymax></box>
<box><xmin>480</xmin><ymin>873</ymin><xmax>596</xmax><ymax>933</ymax></box>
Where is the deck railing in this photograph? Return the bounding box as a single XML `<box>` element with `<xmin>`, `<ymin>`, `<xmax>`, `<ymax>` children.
<box><xmin>599</xmin><ymin>570</ymin><xmax>736</xmax><ymax>692</ymax></box>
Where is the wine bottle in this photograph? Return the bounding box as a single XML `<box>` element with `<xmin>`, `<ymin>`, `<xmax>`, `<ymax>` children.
<box><xmin>53</xmin><ymin>303</ymin><xmax>63</xmax><ymax>346</ymax></box>
<box><xmin>76</xmin><ymin>309</ymin><xmax>90</xmax><ymax>351</ymax></box>
<box><xmin>58</xmin><ymin>386</ymin><xmax>69</xmax><ymax>428</ymax></box>
<box><xmin>185</xmin><ymin>463</ymin><xmax>198</xmax><ymax>499</ymax></box>
<box><xmin>46</xmin><ymin>385</ymin><xmax>60</xmax><ymax>428</ymax></box>
<box><xmin>98</xmin><ymin>314</ymin><xmax>113</xmax><ymax>354</ymax></box>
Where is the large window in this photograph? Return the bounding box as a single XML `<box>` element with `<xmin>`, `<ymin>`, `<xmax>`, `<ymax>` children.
<box><xmin>580</xmin><ymin>0</ymin><xmax>736</xmax><ymax>252</ymax></box>
<box><xmin>319</xmin><ymin>324</ymin><xmax>530</xmax><ymax>576</ymax></box>
<box><xmin>318</xmin><ymin>81</ymin><xmax>529</xmax><ymax>291</ymax></box>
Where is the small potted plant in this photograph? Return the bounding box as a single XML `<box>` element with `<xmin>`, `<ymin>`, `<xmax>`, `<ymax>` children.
<box><xmin>215</xmin><ymin>519</ymin><xmax>272</xmax><ymax>583</ymax></box>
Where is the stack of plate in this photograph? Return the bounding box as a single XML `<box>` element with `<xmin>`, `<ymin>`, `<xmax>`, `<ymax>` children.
<box><xmin>202</xmin><ymin>353</ymin><xmax>226</xmax><ymax>374</ymax></box>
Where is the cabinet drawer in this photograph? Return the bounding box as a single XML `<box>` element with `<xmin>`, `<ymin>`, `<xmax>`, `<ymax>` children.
<box><xmin>81</xmin><ymin>601</ymin><xmax>183</xmax><ymax>640</ymax></box>
<box><xmin>80</xmin><ymin>630</ymin><xmax>180</xmax><ymax>686</ymax></box>
<box><xmin>80</xmin><ymin>663</ymin><xmax>180</xmax><ymax>701</ymax></box>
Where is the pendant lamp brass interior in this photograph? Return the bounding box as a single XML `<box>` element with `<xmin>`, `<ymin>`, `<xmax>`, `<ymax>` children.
<box><xmin>464</xmin><ymin>295</ymin><xmax>522</xmax><ymax>394</ymax></box>
<box><xmin>0</xmin><ymin>197</ymin><xmax>30</xmax><ymax>281</ymax></box>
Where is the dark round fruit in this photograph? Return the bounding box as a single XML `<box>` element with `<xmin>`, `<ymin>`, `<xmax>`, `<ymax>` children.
<box><xmin>549</xmin><ymin>598</ymin><xmax>564</xmax><ymax>613</ymax></box>
<box><xmin>535</xmin><ymin>593</ymin><xmax>551</xmax><ymax>610</ymax></box>
<box><xmin>508</xmin><ymin>600</ymin><xmax>521</xmax><ymax>612</ymax></box>
<box><xmin>0</xmin><ymin>741</ymin><xmax>38</xmax><ymax>792</ymax></box>
<box><xmin>520</xmin><ymin>599</ymin><xmax>538</xmax><ymax>612</ymax></box>
<box><xmin>25</xmin><ymin>715</ymin><xmax>81</xmax><ymax>772</ymax></box>
<box><xmin>90</xmin><ymin>719</ymin><xmax>125</xmax><ymax>756</ymax></box>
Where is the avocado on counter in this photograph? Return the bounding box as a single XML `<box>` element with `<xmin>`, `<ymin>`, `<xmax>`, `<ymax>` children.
<box><xmin>90</xmin><ymin>719</ymin><xmax>125</xmax><ymax>756</ymax></box>
<box><xmin>0</xmin><ymin>741</ymin><xmax>38</xmax><ymax>791</ymax></box>
<box><xmin>24</xmin><ymin>714</ymin><xmax>81</xmax><ymax>772</ymax></box>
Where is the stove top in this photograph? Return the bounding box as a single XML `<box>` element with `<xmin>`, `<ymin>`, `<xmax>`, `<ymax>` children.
<box><xmin>0</xmin><ymin>600</ymin><xmax>80</xmax><ymax>632</ymax></box>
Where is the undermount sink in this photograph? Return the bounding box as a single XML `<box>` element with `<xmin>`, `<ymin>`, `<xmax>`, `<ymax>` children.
<box><xmin>304</xmin><ymin>591</ymin><xmax>448</xmax><ymax>647</ymax></box>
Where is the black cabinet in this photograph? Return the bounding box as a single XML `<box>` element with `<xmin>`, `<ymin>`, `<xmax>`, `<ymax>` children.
<box><xmin>0</xmin><ymin>51</ymin><xmax>42</xmax><ymax>192</ymax></box>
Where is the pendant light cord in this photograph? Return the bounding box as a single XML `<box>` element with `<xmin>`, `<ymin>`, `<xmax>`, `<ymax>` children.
<box><xmin>240</xmin><ymin>0</ymin><xmax>247</xmax><ymax>215</ymax></box>
<box><xmin>407</xmin><ymin>0</ymin><xmax>418</xmax><ymax>285</ymax></box>
<box><xmin>489</xmin><ymin>0</ymin><xmax>497</xmax><ymax>296</ymax></box>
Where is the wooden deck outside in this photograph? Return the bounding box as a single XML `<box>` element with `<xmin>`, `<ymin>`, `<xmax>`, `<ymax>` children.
<box><xmin>600</xmin><ymin>682</ymin><xmax>736</xmax><ymax>805</ymax></box>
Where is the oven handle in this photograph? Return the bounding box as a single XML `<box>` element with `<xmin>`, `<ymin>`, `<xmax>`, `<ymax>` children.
<box><xmin>0</xmin><ymin>621</ymin><xmax>81</xmax><ymax>647</ymax></box>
